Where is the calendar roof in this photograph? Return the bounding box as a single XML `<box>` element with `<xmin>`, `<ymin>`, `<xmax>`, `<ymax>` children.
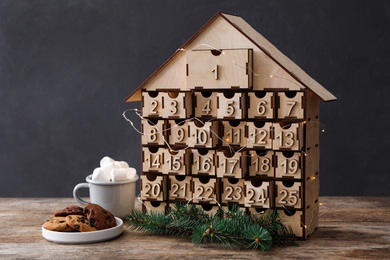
<box><xmin>125</xmin><ymin>12</ymin><xmax>336</xmax><ymax>102</ymax></box>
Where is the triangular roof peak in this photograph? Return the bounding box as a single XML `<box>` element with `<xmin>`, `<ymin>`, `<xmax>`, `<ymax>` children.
<box><xmin>126</xmin><ymin>12</ymin><xmax>336</xmax><ymax>102</ymax></box>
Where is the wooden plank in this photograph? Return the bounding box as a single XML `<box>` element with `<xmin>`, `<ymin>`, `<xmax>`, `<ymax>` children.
<box><xmin>0</xmin><ymin>197</ymin><xmax>389</xmax><ymax>259</ymax></box>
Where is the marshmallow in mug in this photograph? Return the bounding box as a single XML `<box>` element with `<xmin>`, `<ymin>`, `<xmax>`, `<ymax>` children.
<box><xmin>92</xmin><ymin>156</ymin><xmax>137</xmax><ymax>182</ymax></box>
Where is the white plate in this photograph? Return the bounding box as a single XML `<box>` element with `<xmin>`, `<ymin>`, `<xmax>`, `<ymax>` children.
<box><xmin>42</xmin><ymin>217</ymin><xmax>124</xmax><ymax>244</ymax></box>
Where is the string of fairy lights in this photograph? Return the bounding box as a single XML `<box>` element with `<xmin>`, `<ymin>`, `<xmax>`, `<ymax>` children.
<box><xmin>122</xmin><ymin>108</ymin><xmax>324</xmax><ymax>158</ymax></box>
<box><xmin>123</xmin><ymin>43</ymin><xmax>330</xmax><ymax>231</ymax></box>
<box><xmin>123</xmin><ymin>101</ymin><xmax>328</xmax><ymax>231</ymax></box>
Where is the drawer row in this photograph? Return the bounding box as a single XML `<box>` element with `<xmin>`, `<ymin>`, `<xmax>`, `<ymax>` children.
<box><xmin>140</xmin><ymin>174</ymin><xmax>316</xmax><ymax>210</ymax></box>
<box><xmin>143</xmin><ymin>148</ymin><xmax>305</xmax><ymax>179</ymax></box>
<box><xmin>142</xmin><ymin>120</ymin><xmax>304</xmax><ymax>151</ymax></box>
<box><xmin>142</xmin><ymin>90</ymin><xmax>305</xmax><ymax>120</ymax></box>
<box><xmin>141</xmin><ymin>199</ymin><xmax>316</xmax><ymax>239</ymax></box>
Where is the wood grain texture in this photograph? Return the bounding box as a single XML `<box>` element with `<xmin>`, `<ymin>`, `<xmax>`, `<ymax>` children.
<box><xmin>0</xmin><ymin>197</ymin><xmax>389</xmax><ymax>259</ymax></box>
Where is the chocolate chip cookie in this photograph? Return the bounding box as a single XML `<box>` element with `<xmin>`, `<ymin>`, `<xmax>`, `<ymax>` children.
<box><xmin>43</xmin><ymin>216</ymin><xmax>74</xmax><ymax>232</ymax></box>
<box><xmin>84</xmin><ymin>203</ymin><xmax>116</xmax><ymax>230</ymax></box>
<box><xmin>65</xmin><ymin>215</ymin><xmax>97</xmax><ymax>232</ymax></box>
<box><xmin>54</xmin><ymin>205</ymin><xmax>84</xmax><ymax>217</ymax></box>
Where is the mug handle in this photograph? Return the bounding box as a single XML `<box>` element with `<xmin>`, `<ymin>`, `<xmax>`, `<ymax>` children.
<box><xmin>73</xmin><ymin>183</ymin><xmax>90</xmax><ymax>205</ymax></box>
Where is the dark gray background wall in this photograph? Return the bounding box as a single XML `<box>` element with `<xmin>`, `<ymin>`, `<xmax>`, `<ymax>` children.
<box><xmin>1</xmin><ymin>0</ymin><xmax>389</xmax><ymax>197</ymax></box>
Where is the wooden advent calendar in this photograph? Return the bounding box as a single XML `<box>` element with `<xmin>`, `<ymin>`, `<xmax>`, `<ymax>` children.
<box><xmin>125</xmin><ymin>12</ymin><xmax>337</xmax><ymax>239</ymax></box>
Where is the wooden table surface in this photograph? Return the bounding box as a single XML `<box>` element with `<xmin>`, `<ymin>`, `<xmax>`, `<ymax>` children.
<box><xmin>0</xmin><ymin>197</ymin><xmax>389</xmax><ymax>259</ymax></box>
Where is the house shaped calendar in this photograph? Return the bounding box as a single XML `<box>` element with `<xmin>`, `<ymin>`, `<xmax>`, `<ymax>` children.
<box><xmin>125</xmin><ymin>12</ymin><xmax>337</xmax><ymax>239</ymax></box>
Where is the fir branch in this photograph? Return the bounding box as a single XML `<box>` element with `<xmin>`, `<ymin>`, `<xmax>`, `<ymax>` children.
<box><xmin>244</xmin><ymin>225</ymin><xmax>272</xmax><ymax>251</ymax></box>
<box><xmin>127</xmin><ymin>210</ymin><xmax>171</xmax><ymax>235</ymax></box>
<box><xmin>191</xmin><ymin>208</ymin><xmax>274</xmax><ymax>250</ymax></box>
<box><xmin>126</xmin><ymin>203</ymin><xmax>297</xmax><ymax>251</ymax></box>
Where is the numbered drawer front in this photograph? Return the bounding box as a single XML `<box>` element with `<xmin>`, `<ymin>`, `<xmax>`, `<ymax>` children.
<box><xmin>217</xmin><ymin>92</ymin><xmax>246</xmax><ymax>119</ymax></box>
<box><xmin>192</xmin><ymin>176</ymin><xmax>219</xmax><ymax>204</ymax></box>
<box><xmin>248</xmin><ymin>150</ymin><xmax>274</xmax><ymax>178</ymax></box>
<box><xmin>168</xmin><ymin>175</ymin><xmax>192</xmax><ymax>202</ymax></box>
<box><xmin>277</xmin><ymin>209</ymin><xmax>305</xmax><ymax>238</ymax></box>
<box><xmin>191</xmin><ymin>149</ymin><xmax>216</xmax><ymax>176</ymax></box>
<box><xmin>273</xmin><ymin>122</ymin><xmax>303</xmax><ymax>151</ymax></box>
<box><xmin>275</xmin><ymin>181</ymin><xmax>302</xmax><ymax>209</ymax></box>
<box><xmin>162</xmin><ymin>91</ymin><xmax>192</xmax><ymax>119</ymax></box>
<box><xmin>275</xmin><ymin>151</ymin><xmax>303</xmax><ymax>179</ymax></box>
<box><xmin>167</xmin><ymin>120</ymin><xmax>189</xmax><ymax>147</ymax></box>
<box><xmin>277</xmin><ymin>91</ymin><xmax>304</xmax><ymax>119</ymax></box>
<box><xmin>142</xmin><ymin>201</ymin><xmax>169</xmax><ymax>214</ymax></box>
<box><xmin>142</xmin><ymin>147</ymin><xmax>164</xmax><ymax>173</ymax></box>
<box><xmin>188</xmin><ymin>120</ymin><xmax>219</xmax><ymax>148</ymax></box>
<box><xmin>244</xmin><ymin>180</ymin><xmax>273</xmax><ymax>208</ymax></box>
<box><xmin>221</xmin><ymin>178</ymin><xmax>245</xmax><ymax>205</ymax></box>
<box><xmin>141</xmin><ymin>120</ymin><xmax>166</xmax><ymax>146</ymax></box>
<box><xmin>140</xmin><ymin>174</ymin><xmax>167</xmax><ymax>201</ymax></box>
<box><xmin>142</xmin><ymin>91</ymin><xmax>163</xmax><ymax>118</ymax></box>
<box><xmin>187</xmin><ymin>49</ymin><xmax>253</xmax><ymax>89</ymax></box>
<box><xmin>247</xmin><ymin>91</ymin><xmax>274</xmax><ymax>119</ymax></box>
<box><xmin>194</xmin><ymin>91</ymin><xmax>218</xmax><ymax>118</ymax></box>
<box><xmin>246</xmin><ymin>122</ymin><xmax>273</xmax><ymax>149</ymax></box>
<box><xmin>216</xmin><ymin>149</ymin><xmax>247</xmax><ymax>179</ymax></box>
<box><xmin>162</xmin><ymin>149</ymin><xmax>189</xmax><ymax>175</ymax></box>
<box><xmin>222</xmin><ymin>120</ymin><xmax>247</xmax><ymax>147</ymax></box>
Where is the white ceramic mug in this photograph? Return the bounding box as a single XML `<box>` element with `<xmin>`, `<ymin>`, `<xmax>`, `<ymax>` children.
<box><xmin>73</xmin><ymin>174</ymin><xmax>139</xmax><ymax>219</ymax></box>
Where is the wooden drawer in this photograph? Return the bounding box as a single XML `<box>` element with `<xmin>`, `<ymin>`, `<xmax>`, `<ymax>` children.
<box><xmin>275</xmin><ymin>151</ymin><xmax>303</xmax><ymax>179</ymax></box>
<box><xmin>168</xmin><ymin>175</ymin><xmax>192</xmax><ymax>202</ymax></box>
<box><xmin>247</xmin><ymin>91</ymin><xmax>274</xmax><ymax>119</ymax></box>
<box><xmin>246</xmin><ymin>121</ymin><xmax>273</xmax><ymax>149</ymax></box>
<box><xmin>244</xmin><ymin>179</ymin><xmax>273</xmax><ymax>208</ymax></box>
<box><xmin>217</xmin><ymin>92</ymin><xmax>246</xmax><ymax>119</ymax></box>
<box><xmin>277</xmin><ymin>91</ymin><xmax>304</xmax><ymax>119</ymax></box>
<box><xmin>162</xmin><ymin>91</ymin><xmax>192</xmax><ymax>119</ymax></box>
<box><xmin>191</xmin><ymin>148</ymin><xmax>216</xmax><ymax>176</ymax></box>
<box><xmin>141</xmin><ymin>119</ymin><xmax>165</xmax><ymax>146</ymax></box>
<box><xmin>142</xmin><ymin>91</ymin><xmax>163</xmax><ymax>118</ymax></box>
<box><xmin>221</xmin><ymin>178</ymin><xmax>245</xmax><ymax>205</ymax></box>
<box><xmin>140</xmin><ymin>173</ymin><xmax>167</xmax><ymax>201</ymax></box>
<box><xmin>275</xmin><ymin>180</ymin><xmax>302</xmax><ymax>209</ymax></box>
<box><xmin>187</xmin><ymin>49</ymin><xmax>253</xmax><ymax>89</ymax></box>
<box><xmin>248</xmin><ymin>150</ymin><xmax>274</xmax><ymax>178</ymax></box>
<box><xmin>192</xmin><ymin>176</ymin><xmax>219</xmax><ymax>204</ymax></box>
<box><xmin>216</xmin><ymin>149</ymin><xmax>247</xmax><ymax>179</ymax></box>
